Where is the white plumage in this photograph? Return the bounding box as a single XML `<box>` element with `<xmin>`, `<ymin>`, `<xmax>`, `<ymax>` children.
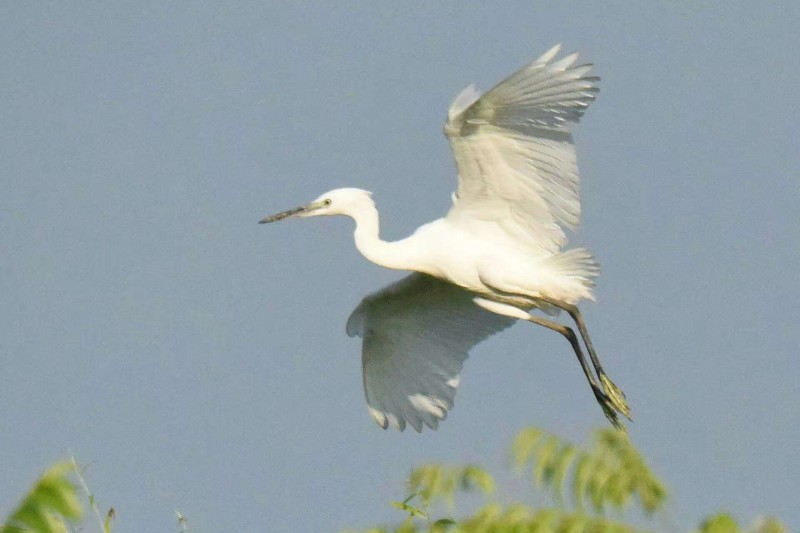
<box><xmin>445</xmin><ymin>44</ymin><xmax>597</xmax><ymax>255</ymax></box>
<box><xmin>261</xmin><ymin>45</ymin><xmax>631</xmax><ymax>431</ymax></box>
<box><xmin>347</xmin><ymin>273</ymin><xmax>515</xmax><ymax>432</ymax></box>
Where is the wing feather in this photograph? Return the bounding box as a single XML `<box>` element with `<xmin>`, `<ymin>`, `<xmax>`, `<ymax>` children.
<box><xmin>444</xmin><ymin>45</ymin><xmax>599</xmax><ymax>254</ymax></box>
<box><xmin>347</xmin><ymin>274</ymin><xmax>515</xmax><ymax>432</ymax></box>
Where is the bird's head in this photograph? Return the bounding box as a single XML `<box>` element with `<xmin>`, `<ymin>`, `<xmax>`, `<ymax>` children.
<box><xmin>259</xmin><ymin>188</ymin><xmax>374</xmax><ymax>224</ymax></box>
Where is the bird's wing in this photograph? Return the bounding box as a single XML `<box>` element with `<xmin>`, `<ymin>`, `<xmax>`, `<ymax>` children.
<box><xmin>444</xmin><ymin>44</ymin><xmax>599</xmax><ymax>254</ymax></box>
<box><xmin>346</xmin><ymin>273</ymin><xmax>515</xmax><ymax>432</ymax></box>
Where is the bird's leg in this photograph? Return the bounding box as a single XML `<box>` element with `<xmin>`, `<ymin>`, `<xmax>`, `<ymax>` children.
<box><xmin>473</xmin><ymin>297</ymin><xmax>624</xmax><ymax>430</ymax></box>
<box><xmin>525</xmin><ymin>314</ymin><xmax>625</xmax><ymax>431</ymax></box>
<box><xmin>536</xmin><ymin>297</ymin><xmax>630</xmax><ymax>421</ymax></box>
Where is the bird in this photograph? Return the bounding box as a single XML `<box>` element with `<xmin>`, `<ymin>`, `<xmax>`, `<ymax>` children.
<box><xmin>260</xmin><ymin>44</ymin><xmax>631</xmax><ymax>431</ymax></box>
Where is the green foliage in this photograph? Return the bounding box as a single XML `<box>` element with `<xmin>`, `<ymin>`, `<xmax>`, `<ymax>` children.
<box><xmin>696</xmin><ymin>513</ymin><xmax>787</xmax><ymax>533</ymax></box>
<box><xmin>406</xmin><ymin>465</ymin><xmax>495</xmax><ymax>509</ymax></box>
<box><xmin>698</xmin><ymin>513</ymin><xmax>740</xmax><ymax>533</ymax></box>
<box><xmin>1</xmin><ymin>458</ymin><xmax>119</xmax><ymax>533</ymax></box>
<box><xmin>0</xmin><ymin>434</ymin><xmax>789</xmax><ymax>533</ymax></box>
<box><xmin>512</xmin><ymin>428</ymin><xmax>667</xmax><ymax>514</ymax></box>
<box><xmin>356</xmin><ymin>428</ymin><xmax>787</xmax><ymax>533</ymax></box>
<box><xmin>366</xmin><ymin>503</ymin><xmax>640</xmax><ymax>533</ymax></box>
<box><xmin>0</xmin><ymin>462</ymin><xmax>82</xmax><ymax>533</ymax></box>
<box><xmin>450</xmin><ymin>506</ymin><xmax>638</xmax><ymax>533</ymax></box>
<box><xmin>1</xmin><ymin>457</ymin><xmax>197</xmax><ymax>533</ymax></box>
<box><xmin>750</xmin><ymin>517</ymin><xmax>788</xmax><ymax>533</ymax></box>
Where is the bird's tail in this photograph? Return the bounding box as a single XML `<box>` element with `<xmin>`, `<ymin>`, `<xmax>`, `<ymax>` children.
<box><xmin>541</xmin><ymin>247</ymin><xmax>600</xmax><ymax>301</ymax></box>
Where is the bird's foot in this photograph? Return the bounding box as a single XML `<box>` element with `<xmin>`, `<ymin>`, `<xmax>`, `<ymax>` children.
<box><xmin>592</xmin><ymin>386</ymin><xmax>627</xmax><ymax>433</ymax></box>
<box><xmin>600</xmin><ymin>374</ymin><xmax>632</xmax><ymax>421</ymax></box>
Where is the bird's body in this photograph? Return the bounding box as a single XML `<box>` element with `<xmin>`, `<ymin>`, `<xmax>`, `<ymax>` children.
<box><xmin>341</xmin><ymin>191</ymin><xmax>596</xmax><ymax>306</ymax></box>
<box><xmin>261</xmin><ymin>45</ymin><xmax>630</xmax><ymax>431</ymax></box>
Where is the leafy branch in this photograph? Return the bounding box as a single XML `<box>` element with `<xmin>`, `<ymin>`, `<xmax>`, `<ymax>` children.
<box><xmin>0</xmin><ymin>462</ymin><xmax>81</xmax><ymax>533</ymax></box>
<box><xmin>357</xmin><ymin>427</ymin><xmax>786</xmax><ymax>533</ymax></box>
<box><xmin>512</xmin><ymin>428</ymin><xmax>667</xmax><ymax>514</ymax></box>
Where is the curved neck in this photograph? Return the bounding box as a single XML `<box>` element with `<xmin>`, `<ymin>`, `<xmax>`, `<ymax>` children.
<box><xmin>351</xmin><ymin>203</ymin><xmax>412</xmax><ymax>271</ymax></box>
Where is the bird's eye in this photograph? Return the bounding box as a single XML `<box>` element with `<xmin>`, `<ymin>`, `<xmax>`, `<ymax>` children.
<box><xmin>323</xmin><ymin>199</ymin><xmax>332</xmax><ymax>206</ymax></box>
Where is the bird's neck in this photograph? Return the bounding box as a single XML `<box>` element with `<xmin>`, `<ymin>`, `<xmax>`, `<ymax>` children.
<box><xmin>351</xmin><ymin>204</ymin><xmax>413</xmax><ymax>271</ymax></box>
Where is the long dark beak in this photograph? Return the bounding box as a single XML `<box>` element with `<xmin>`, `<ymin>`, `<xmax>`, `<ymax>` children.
<box><xmin>259</xmin><ymin>205</ymin><xmax>308</xmax><ymax>224</ymax></box>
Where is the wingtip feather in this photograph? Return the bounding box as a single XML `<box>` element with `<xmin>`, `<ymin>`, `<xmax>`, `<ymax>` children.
<box><xmin>448</xmin><ymin>83</ymin><xmax>482</xmax><ymax>121</ymax></box>
<box><xmin>551</xmin><ymin>51</ymin><xmax>579</xmax><ymax>71</ymax></box>
<box><xmin>533</xmin><ymin>44</ymin><xmax>562</xmax><ymax>66</ymax></box>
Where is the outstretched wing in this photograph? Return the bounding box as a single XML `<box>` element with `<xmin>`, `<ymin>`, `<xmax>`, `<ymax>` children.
<box><xmin>444</xmin><ymin>44</ymin><xmax>599</xmax><ymax>255</ymax></box>
<box><xmin>346</xmin><ymin>274</ymin><xmax>515</xmax><ymax>432</ymax></box>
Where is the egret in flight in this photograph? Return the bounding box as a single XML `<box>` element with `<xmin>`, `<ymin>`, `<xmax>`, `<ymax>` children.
<box><xmin>261</xmin><ymin>45</ymin><xmax>631</xmax><ymax>430</ymax></box>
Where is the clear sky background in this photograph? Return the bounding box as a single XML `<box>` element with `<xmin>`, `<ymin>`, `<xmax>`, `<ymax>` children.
<box><xmin>2</xmin><ymin>2</ymin><xmax>799</xmax><ymax>532</ymax></box>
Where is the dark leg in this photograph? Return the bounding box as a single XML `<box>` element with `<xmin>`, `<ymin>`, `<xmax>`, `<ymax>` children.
<box><xmin>526</xmin><ymin>314</ymin><xmax>625</xmax><ymax>431</ymax></box>
<box><xmin>536</xmin><ymin>297</ymin><xmax>631</xmax><ymax>421</ymax></box>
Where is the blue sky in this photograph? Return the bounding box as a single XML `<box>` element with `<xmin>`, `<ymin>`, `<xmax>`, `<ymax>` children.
<box><xmin>2</xmin><ymin>2</ymin><xmax>799</xmax><ymax>531</ymax></box>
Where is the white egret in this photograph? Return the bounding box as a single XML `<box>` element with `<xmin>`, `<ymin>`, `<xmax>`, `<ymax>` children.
<box><xmin>261</xmin><ymin>45</ymin><xmax>630</xmax><ymax>430</ymax></box>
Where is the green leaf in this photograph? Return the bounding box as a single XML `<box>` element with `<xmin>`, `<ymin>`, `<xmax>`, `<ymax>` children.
<box><xmin>698</xmin><ymin>513</ymin><xmax>740</xmax><ymax>533</ymax></box>
<box><xmin>390</xmin><ymin>501</ymin><xmax>427</xmax><ymax>520</ymax></box>
<box><xmin>459</xmin><ymin>465</ymin><xmax>495</xmax><ymax>495</ymax></box>
<box><xmin>551</xmin><ymin>445</ymin><xmax>577</xmax><ymax>505</ymax></box>
<box><xmin>1</xmin><ymin>462</ymin><xmax>82</xmax><ymax>533</ymax></box>
<box><xmin>572</xmin><ymin>454</ymin><xmax>593</xmax><ymax>511</ymax></box>
<box><xmin>431</xmin><ymin>518</ymin><xmax>456</xmax><ymax>533</ymax></box>
<box><xmin>752</xmin><ymin>516</ymin><xmax>788</xmax><ymax>533</ymax></box>
<box><xmin>512</xmin><ymin>428</ymin><xmax>544</xmax><ymax>471</ymax></box>
<box><xmin>534</xmin><ymin>435</ymin><xmax>561</xmax><ymax>487</ymax></box>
